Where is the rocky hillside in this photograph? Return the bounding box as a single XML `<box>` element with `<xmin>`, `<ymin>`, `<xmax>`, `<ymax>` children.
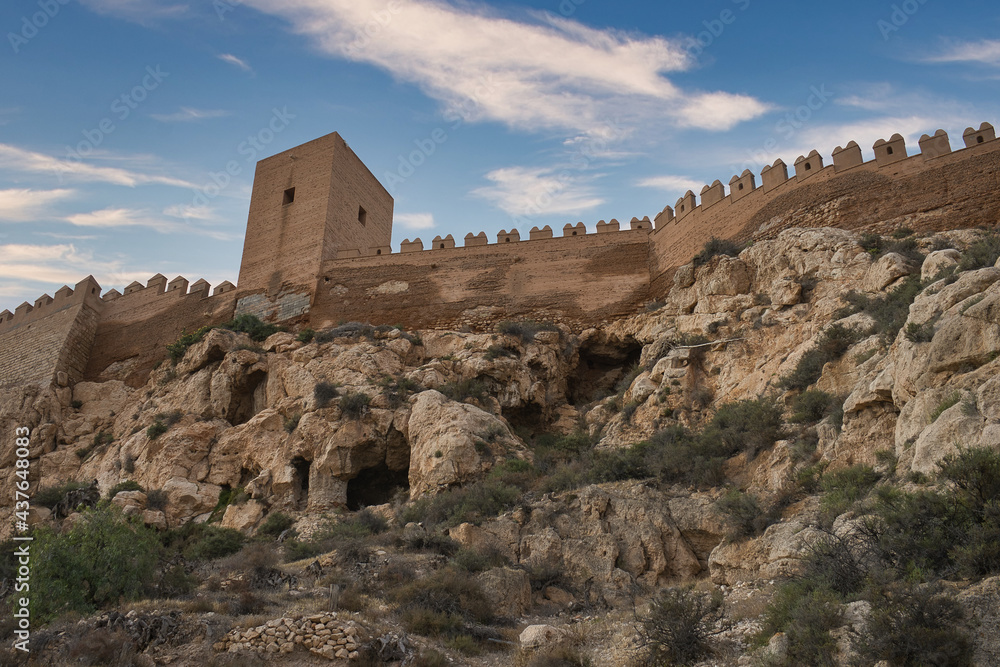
<box><xmin>3</xmin><ymin>225</ymin><xmax>1000</xmax><ymax>666</ymax></box>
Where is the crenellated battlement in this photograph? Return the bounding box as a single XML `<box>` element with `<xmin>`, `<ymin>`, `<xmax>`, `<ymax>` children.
<box><xmin>651</xmin><ymin>122</ymin><xmax>998</xmax><ymax>236</ymax></box>
<box><xmin>0</xmin><ymin>276</ymin><xmax>103</xmax><ymax>334</ymax></box>
<box><xmin>331</xmin><ymin>215</ymin><xmax>653</xmax><ymax>259</ymax></box>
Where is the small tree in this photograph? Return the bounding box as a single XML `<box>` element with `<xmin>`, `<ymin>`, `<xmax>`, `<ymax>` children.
<box><xmin>32</xmin><ymin>504</ymin><xmax>160</xmax><ymax>620</ymax></box>
<box><xmin>636</xmin><ymin>587</ymin><xmax>720</xmax><ymax>666</ymax></box>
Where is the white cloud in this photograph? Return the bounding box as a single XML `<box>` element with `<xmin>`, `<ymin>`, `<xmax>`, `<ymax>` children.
<box><xmin>0</xmin><ymin>143</ymin><xmax>198</xmax><ymax>188</ymax></box>
<box><xmin>636</xmin><ymin>175</ymin><xmax>703</xmax><ymax>193</ymax></box>
<box><xmin>0</xmin><ymin>189</ymin><xmax>75</xmax><ymax>222</ymax></box>
<box><xmin>0</xmin><ymin>243</ymin><xmax>97</xmax><ymax>288</ymax></box>
<box><xmin>65</xmin><ymin>207</ymin><xmax>167</xmax><ymax>229</ymax></box>
<box><xmin>395</xmin><ymin>212</ymin><xmax>435</xmax><ymax>230</ymax></box>
<box><xmin>235</xmin><ymin>0</ymin><xmax>769</xmax><ymax>136</ymax></box>
<box><xmin>472</xmin><ymin>166</ymin><xmax>604</xmax><ymax>218</ymax></box>
<box><xmin>218</xmin><ymin>53</ymin><xmax>254</xmax><ymax>72</ymax></box>
<box><xmin>75</xmin><ymin>0</ymin><xmax>188</xmax><ymax>23</ymax></box>
<box><xmin>925</xmin><ymin>39</ymin><xmax>1000</xmax><ymax>66</ymax></box>
<box><xmin>151</xmin><ymin>107</ymin><xmax>231</xmax><ymax>122</ymax></box>
<box><xmin>163</xmin><ymin>204</ymin><xmax>218</xmax><ymax>220</ymax></box>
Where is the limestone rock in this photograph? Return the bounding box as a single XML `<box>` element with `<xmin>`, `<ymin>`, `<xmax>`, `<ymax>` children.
<box><xmin>921</xmin><ymin>249</ymin><xmax>961</xmax><ymax>282</ymax></box>
<box><xmin>863</xmin><ymin>252</ymin><xmax>915</xmax><ymax>292</ymax></box>
<box><xmin>476</xmin><ymin>567</ymin><xmax>531</xmax><ymax>618</ymax></box>
<box><xmin>406</xmin><ymin>390</ymin><xmax>523</xmax><ymax>497</ymax></box>
<box><xmin>162</xmin><ymin>477</ymin><xmax>222</xmax><ymax>521</ymax></box>
<box><xmin>222</xmin><ymin>499</ymin><xmax>266</xmax><ymax>532</ymax></box>
<box><xmin>519</xmin><ymin>624</ymin><xmax>567</xmax><ymax>648</ymax></box>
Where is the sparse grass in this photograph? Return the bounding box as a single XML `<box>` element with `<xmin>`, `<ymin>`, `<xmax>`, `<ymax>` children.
<box><xmin>257</xmin><ymin>512</ymin><xmax>294</xmax><ymax>538</ymax></box>
<box><xmin>957</xmin><ymin>231</ymin><xmax>1000</xmax><ymax>272</ymax></box>
<box><xmin>314</xmin><ymin>381</ymin><xmax>340</xmax><ymax>408</ymax></box>
<box><xmin>340</xmin><ymin>391</ymin><xmax>371</xmax><ymax>419</ymax></box>
<box><xmin>107</xmin><ymin>480</ymin><xmax>143</xmax><ymax>500</ymax></box>
<box><xmin>692</xmin><ymin>236</ymin><xmax>741</xmax><ymax>266</ymax></box>
<box><xmin>441</xmin><ymin>378</ymin><xmax>489</xmax><ymax>403</ymax></box>
<box><xmin>780</xmin><ymin>324</ymin><xmax>860</xmax><ymax>391</ymax></box>
<box><xmin>905</xmin><ymin>320</ymin><xmax>936</xmax><ymax>343</ymax></box>
<box><xmin>930</xmin><ymin>391</ymin><xmax>963</xmax><ymax>423</ymax></box>
<box><xmin>835</xmin><ymin>273</ymin><xmax>924</xmax><ymax>343</ymax></box>
<box><xmin>496</xmin><ymin>319</ymin><xmax>559</xmax><ymax>342</ymax></box>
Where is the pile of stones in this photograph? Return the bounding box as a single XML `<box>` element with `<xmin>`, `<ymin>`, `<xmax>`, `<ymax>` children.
<box><xmin>213</xmin><ymin>613</ymin><xmax>363</xmax><ymax>660</ymax></box>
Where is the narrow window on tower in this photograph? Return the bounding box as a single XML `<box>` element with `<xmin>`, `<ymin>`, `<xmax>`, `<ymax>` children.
<box><xmin>358</xmin><ymin>206</ymin><xmax>367</xmax><ymax>226</ymax></box>
<box><xmin>283</xmin><ymin>188</ymin><xmax>295</xmax><ymax>205</ymax></box>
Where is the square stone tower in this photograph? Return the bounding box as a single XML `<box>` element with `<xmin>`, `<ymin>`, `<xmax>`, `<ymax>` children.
<box><xmin>236</xmin><ymin>132</ymin><xmax>393</xmax><ymax>299</ymax></box>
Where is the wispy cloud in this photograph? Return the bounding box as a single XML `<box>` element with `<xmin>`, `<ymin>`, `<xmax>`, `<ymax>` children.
<box><xmin>65</xmin><ymin>207</ymin><xmax>167</xmax><ymax>229</ymax></box>
<box><xmin>218</xmin><ymin>53</ymin><xmax>253</xmax><ymax>72</ymax></box>
<box><xmin>75</xmin><ymin>0</ymin><xmax>188</xmax><ymax>23</ymax></box>
<box><xmin>151</xmin><ymin>107</ymin><xmax>231</xmax><ymax>122</ymax></box>
<box><xmin>636</xmin><ymin>175</ymin><xmax>703</xmax><ymax>193</ymax></box>
<box><xmin>0</xmin><ymin>143</ymin><xmax>197</xmax><ymax>188</ymax></box>
<box><xmin>0</xmin><ymin>243</ymin><xmax>98</xmax><ymax>287</ymax></box>
<box><xmin>472</xmin><ymin>166</ymin><xmax>604</xmax><ymax>218</ymax></box>
<box><xmin>395</xmin><ymin>212</ymin><xmax>435</xmax><ymax>230</ymax></box>
<box><xmin>0</xmin><ymin>188</ymin><xmax>75</xmax><ymax>222</ymax></box>
<box><xmin>925</xmin><ymin>39</ymin><xmax>1000</xmax><ymax>66</ymax></box>
<box><xmin>235</xmin><ymin>0</ymin><xmax>769</xmax><ymax>137</ymax></box>
<box><xmin>163</xmin><ymin>203</ymin><xmax>218</xmax><ymax>220</ymax></box>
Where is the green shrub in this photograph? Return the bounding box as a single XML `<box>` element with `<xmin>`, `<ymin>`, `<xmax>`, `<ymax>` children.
<box><xmin>283</xmin><ymin>413</ymin><xmax>301</xmax><ymax>433</ymax></box>
<box><xmin>819</xmin><ymin>464</ymin><xmax>880</xmax><ymax>524</ymax></box>
<box><xmin>790</xmin><ymin>390</ymin><xmax>838</xmax><ymax>424</ymax></box>
<box><xmin>257</xmin><ymin>512</ymin><xmax>295</xmax><ymax>538</ymax></box>
<box><xmin>836</xmin><ymin>274</ymin><xmax>923</xmax><ymax>343</ymax></box>
<box><xmin>31</xmin><ymin>504</ymin><xmax>160</xmax><ymax>620</ymax></box>
<box><xmin>147</xmin><ymin>421</ymin><xmax>168</xmax><ymax>440</ymax></box>
<box><xmin>905</xmin><ymin>320</ymin><xmax>936</xmax><ymax>343</ymax></box>
<box><xmin>851</xmin><ymin>583</ymin><xmax>972</xmax><ymax>666</ymax></box>
<box><xmin>107</xmin><ymin>480</ymin><xmax>143</xmax><ymax>500</ymax></box>
<box><xmin>220</xmin><ymin>314</ymin><xmax>280</xmax><ymax>341</ymax></box>
<box><xmin>715</xmin><ymin>489</ymin><xmax>774</xmax><ymax>539</ymax></box>
<box><xmin>283</xmin><ymin>538</ymin><xmax>327</xmax><ymax>562</ymax></box>
<box><xmin>314</xmin><ymin>381</ymin><xmax>340</xmax><ymax>408</ymax></box>
<box><xmin>166</xmin><ymin>325</ymin><xmax>212</xmax><ymax>363</ymax></box>
<box><xmin>496</xmin><ymin>319</ymin><xmax>559</xmax><ymax>342</ymax></box>
<box><xmin>182</xmin><ymin>525</ymin><xmax>244</xmax><ymax>560</ymax></box>
<box><xmin>394</xmin><ymin>567</ymin><xmax>493</xmax><ymax>626</ymax></box>
<box><xmin>315</xmin><ymin>322</ymin><xmax>375</xmax><ymax>342</ymax></box>
<box><xmin>693</xmin><ymin>236</ymin><xmax>742</xmax><ymax>266</ymax></box>
<box><xmin>637</xmin><ymin>587</ymin><xmax>720</xmax><ymax>666</ymax></box>
<box><xmin>930</xmin><ymin>391</ymin><xmax>962</xmax><ymax>423</ymax></box>
<box><xmin>621</xmin><ymin>400</ymin><xmax>640</xmax><ymax>423</ymax></box>
<box><xmin>780</xmin><ymin>325</ymin><xmax>860</xmax><ymax>391</ymax></box>
<box><xmin>484</xmin><ymin>343</ymin><xmax>519</xmax><ymax>360</ymax></box>
<box><xmin>441</xmin><ymin>378</ymin><xmax>489</xmax><ymax>403</ymax></box>
<box><xmin>859</xmin><ymin>232</ymin><xmax>884</xmax><ymax>256</ymax></box>
<box><xmin>296</xmin><ymin>328</ymin><xmax>315</xmax><ymax>343</ymax></box>
<box><xmin>958</xmin><ymin>232</ymin><xmax>1000</xmax><ymax>272</ymax></box>
<box><xmin>146</xmin><ymin>488</ymin><xmax>168</xmax><ymax>511</ymax></box>
<box><xmin>401</xmin><ymin>478</ymin><xmax>521</xmax><ymax>528</ymax></box>
<box><xmin>378</xmin><ymin>375</ymin><xmax>421</xmax><ymax>407</ymax></box>
<box><xmin>316</xmin><ymin>509</ymin><xmax>388</xmax><ymax>540</ymax></box>
<box><xmin>340</xmin><ymin>391</ymin><xmax>371</xmax><ymax>419</ymax></box>
<box><xmin>703</xmin><ymin>397</ymin><xmax>784</xmax><ymax>460</ymax></box>
<box><xmin>34</xmin><ymin>481</ymin><xmax>91</xmax><ymax>509</ymax></box>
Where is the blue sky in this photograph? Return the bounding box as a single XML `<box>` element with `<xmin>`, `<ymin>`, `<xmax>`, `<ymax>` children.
<box><xmin>1</xmin><ymin>0</ymin><xmax>999</xmax><ymax>310</ymax></box>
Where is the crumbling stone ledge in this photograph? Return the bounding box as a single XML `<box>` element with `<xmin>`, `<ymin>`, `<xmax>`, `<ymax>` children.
<box><xmin>214</xmin><ymin>613</ymin><xmax>363</xmax><ymax>660</ymax></box>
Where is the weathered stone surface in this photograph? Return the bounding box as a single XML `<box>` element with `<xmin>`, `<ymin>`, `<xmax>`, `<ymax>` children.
<box><xmin>519</xmin><ymin>624</ymin><xmax>567</xmax><ymax>648</ymax></box>
<box><xmin>921</xmin><ymin>248</ymin><xmax>961</xmax><ymax>282</ymax></box>
<box><xmin>476</xmin><ymin>567</ymin><xmax>531</xmax><ymax>618</ymax></box>
<box><xmin>863</xmin><ymin>252</ymin><xmax>915</xmax><ymax>292</ymax></box>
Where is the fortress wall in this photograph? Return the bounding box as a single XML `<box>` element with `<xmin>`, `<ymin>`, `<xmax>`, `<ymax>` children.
<box><xmin>85</xmin><ymin>279</ymin><xmax>237</xmax><ymax>387</ymax></box>
<box><xmin>648</xmin><ymin>130</ymin><xmax>1000</xmax><ymax>295</ymax></box>
<box><xmin>0</xmin><ymin>278</ymin><xmax>103</xmax><ymax>388</ymax></box>
<box><xmin>312</xmin><ymin>229</ymin><xmax>652</xmax><ymax>330</ymax></box>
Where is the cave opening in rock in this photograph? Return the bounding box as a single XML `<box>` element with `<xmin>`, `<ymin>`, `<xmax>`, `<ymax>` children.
<box><xmin>346</xmin><ymin>463</ymin><xmax>409</xmax><ymax>511</ymax></box>
<box><xmin>231</xmin><ymin>369</ymin><xmax>267</xmax><ymax>426</ymax></box>
<box><xmin>567</xmin><ymin>339</ymin><xmax>643</xmax><ymax>405</ymax></box>
<box><xmin>291</xmin><ymin>456</ymin><xmax>311</xmax><ymax>507</ymax></box>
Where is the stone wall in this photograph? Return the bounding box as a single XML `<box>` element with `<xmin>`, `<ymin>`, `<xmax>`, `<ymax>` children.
<box><xmin>311</xmin><ymin>227</ymin><xmax>653</xmax><ymax>330</ymax></box>
<box><xmin>0</xmin><ymin>277</ymin><xmax>103</xmax><ymax>388</ymax></box>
